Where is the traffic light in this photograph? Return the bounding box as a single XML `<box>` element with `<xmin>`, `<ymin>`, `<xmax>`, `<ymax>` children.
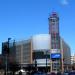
<box><xmin>2</xmin><ymin>42</ymin><xmax>9</xmax><ymax>55</ymax></box>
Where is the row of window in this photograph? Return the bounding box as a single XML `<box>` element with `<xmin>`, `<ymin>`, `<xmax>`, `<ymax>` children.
<box><xmin>51</xmin><ymin>43</ymin><xmax>60</xmax><ymax>49</ymax></box>
<box><xmin>51</xmin><ymin>34</ymin><xmax>60</xmax><ymax>49</ymax></box>
<box><xmin>50</xmin><ymin>18</ymin><xmax>58</xmax><ymax>22</ymax></box>
<box><xmin>52</xmin><ymin>62</ymin><xmax>60</xmax><ymax>71</ymax></box>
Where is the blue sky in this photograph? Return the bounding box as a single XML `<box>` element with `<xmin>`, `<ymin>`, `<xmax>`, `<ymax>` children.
<box><xmin>0</xmin><ymin>0</ymin><xmax>75</xmax><ymax>55</ymax></box>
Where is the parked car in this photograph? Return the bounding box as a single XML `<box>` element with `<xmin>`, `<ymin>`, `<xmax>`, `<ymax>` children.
<box><xmin>50</xmin><ymin>72</ymin><xmax>56</xmax><ymax>75</ymax></box>
<box><xmin>57</xmin><ymin>71</ymin><xmax>61</xmax><ymax>75</ymax></box>
<box><xmin>68</xmin><ymin>71</ymin><xmax>75</xmax><ymax>75</ymax></box>
<box><xmin>33</xmin><ymin>71</ymin><xmax>46</xmax><ymax>75</ymax></box>
<box><xmin>63</xmin><ymin>71</ymin><xmax>70</xmax><ymax>75</ymax></box>
<box><xmin>63</xmin><ymin>72</ymin><xmax>69</xmax><ymax>75</ymax></box>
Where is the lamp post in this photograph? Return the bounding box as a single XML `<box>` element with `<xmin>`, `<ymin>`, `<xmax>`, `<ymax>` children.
<box><xmin>5</xmin><ymin>38</ymin><xmax>11</xmax><ymax>75</ymax></box>
<box><xmin>46</xmin><ymin>51</ymin><xmax>48</xmax><ymax>75</ymax></box>
<box><xmin>35</xmin><ymin>53</ymin><xmax>37</xmax><ymax>71</ymax></box>
<box><xmin>8</xmin><ymin>38</ymin><xmax>11</xmax><ymax>53</ymax></box>
<box><xmin>5</xmin><ymin>53</ymin><xmax>7</xmax><ymax>75</ymax></box>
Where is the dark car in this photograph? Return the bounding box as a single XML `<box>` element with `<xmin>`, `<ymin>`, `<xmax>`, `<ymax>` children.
<box><xmin>69</xmin><ymin>71</ymin><xmax>75</xmax><ymax>75</ymax></box>
<box><xmin>63</xmin><ymin>72</ymin><xmax>69</xmax><ymax>75</ymax></box>
<box><xmin>50</xmin><ymin>72</ymin><xmax>56</xmax><ymax>75</ymax></box>
<box><xmin>33</xmin><ymin>71</ymin><xmax>46</xmax><ymax>75</ymax></box>
<box><xmin>57</xmin><ymin>72</ymin><xmax>61</xmax><ymax>75</ymax></box>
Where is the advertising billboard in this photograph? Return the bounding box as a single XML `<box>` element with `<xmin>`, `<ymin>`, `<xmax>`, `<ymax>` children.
<box><xmin>51</xmin><ymin>53</ymin><xmax>61</xmax><ymax>59</ymax></box>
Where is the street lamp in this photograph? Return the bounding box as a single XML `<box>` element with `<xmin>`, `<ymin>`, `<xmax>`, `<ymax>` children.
<box><xmin>8</xmin><ymin>38</ymin><xmax>11</xmax><ymax>53</ymax></box>
<box><xmin>35</xmin><ymin>53</ymin><xmax>37</xmax><ymax>71</ymax></box>
<box><xmin>46</xmin><ymin>51</ymin><xmax>47</xmax><ymax>74</ymax></box>
<box><xmin>46</xmin><ymin>50</ymin><xmax>49</xmax><ymax>75</ymax></box>
<box><xmin>5</xmin><ymin>38</ymin><xmax>11</xmax><ymax>75</ymax></box>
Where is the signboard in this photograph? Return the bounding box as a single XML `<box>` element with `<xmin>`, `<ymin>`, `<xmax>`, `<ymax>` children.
<box><xmin>51</xmin><ymin>53</ymin><xmax>61</xmax><ymax>59</ymax></box>
<box><xmin>34</xmin><ymin>59</ymin><xmax>50</xmax><ymax>67</ymax></box>
<box><xmin>51</xmin><ymin>49</ymin><xmax>60</xmax><ymax>53</ymax></box>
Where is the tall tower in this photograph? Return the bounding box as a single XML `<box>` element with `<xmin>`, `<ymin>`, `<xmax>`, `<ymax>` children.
<box><xmin>49</xmin><ymin>12</ymin><xmax>60</xmax><ymax>49</ymax></box>
<box><xmin>48</xmin><ymin>12</ymin><xmax>61</xmax><ymax>72</ymax></box>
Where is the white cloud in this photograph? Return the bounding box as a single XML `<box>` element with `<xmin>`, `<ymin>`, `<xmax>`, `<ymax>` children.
<box><xmin>61</xmin><ymin>0</ymin><xmax>68</xmax><ymax>5</ymax></box>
